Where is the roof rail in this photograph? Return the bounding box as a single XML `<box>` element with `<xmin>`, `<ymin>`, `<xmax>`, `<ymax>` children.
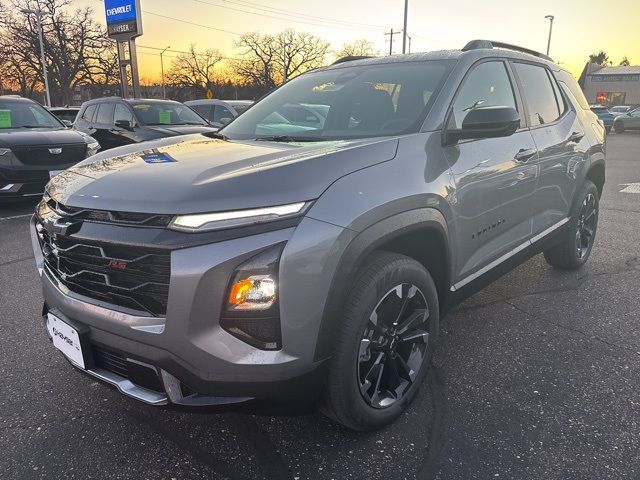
<box><xmin>332</xmin><ymin>55</ymin><xmax>374</xmax><ymax>65</ymax></box>
<box><xmin>462</xmin><ymin>39</ymin><xmax>553</xmax><ymax>62</ymax></box>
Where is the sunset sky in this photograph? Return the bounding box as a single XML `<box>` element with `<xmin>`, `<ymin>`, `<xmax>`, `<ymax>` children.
<box><xmin>76</xmin><ymin>0</ymin><xmax>640</xmax><ymax>81</ymax></box>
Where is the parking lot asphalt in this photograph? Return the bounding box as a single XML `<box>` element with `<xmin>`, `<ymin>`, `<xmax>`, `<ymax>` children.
<box><xmin>1</xmin><ymin>133</ymin><xmax>639</xmax><ymax>480</ymax></box>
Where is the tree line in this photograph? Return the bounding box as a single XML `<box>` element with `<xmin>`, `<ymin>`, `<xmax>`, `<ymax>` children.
<box><xmin>0</xmin><ymin>0</ymin><xmax>379</xmax><ymax>104</ymax></box>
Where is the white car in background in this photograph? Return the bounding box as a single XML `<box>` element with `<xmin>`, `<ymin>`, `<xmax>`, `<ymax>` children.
<box><xmin>609</xmin><ymin>106</ymin><xmax>633</xmax><ymax>118</ymax></box>
<box><xmin>185</xmin><ymin>99</ymin><xmax>254</xmax><ymax>128</ymax></box>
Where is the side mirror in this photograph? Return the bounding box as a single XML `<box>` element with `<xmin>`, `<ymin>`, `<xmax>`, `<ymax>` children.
<box><xmin>115</xmin><ymin>119</ymin><xmax>132</xmax><ymax>130</ymax></box>
<box><xmin>62</xmin><ymin>119</ymin><xmax>73</xmax><ymax>128</ymax></box>
<box><xmin>444</xmin><ymin>106</ymin><xmax>520</xmax><ymax>145</ymax></box>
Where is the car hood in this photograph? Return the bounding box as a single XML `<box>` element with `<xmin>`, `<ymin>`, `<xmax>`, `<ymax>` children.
<box><xmin>0</xmin><ymin>128</ymin><xmax>88</xmax><ymax>148</ymax></box>
<box><xmin>48</xmin><ymin>134</ymin><xmax>399</xmax><ymax>214</ymax></box>
<box><xmin>146</xmin><ymin>125</ymin><xmax>218</xmax><ymax>136</ymax></box>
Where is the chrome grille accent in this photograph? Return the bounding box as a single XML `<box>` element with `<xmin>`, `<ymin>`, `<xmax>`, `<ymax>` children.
<box><xmin>46</xmin><ymin>198</ymin><xmax>173</xmax><ymax>228</ymax></box>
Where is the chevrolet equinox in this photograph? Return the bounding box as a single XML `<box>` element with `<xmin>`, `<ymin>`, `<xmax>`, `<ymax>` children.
<box><xmin>32</xmin><ymin>40</ymin><xmax>605</xmax><ymax>431</ymax></box>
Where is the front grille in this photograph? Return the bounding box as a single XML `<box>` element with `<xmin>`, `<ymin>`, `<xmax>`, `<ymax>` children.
<box><xmin>37</xmin><ymin>224</ymin><xmax>171</xmax><ymax>316</ymax></box>
<box><xmin>12</xmin><ymin>144</ymin><xmax>87</xmax><ymax>166</ymax></box>
<box><xmin>46</xmin><ymin>198</ymin><xmax>173</xmax><ymax>228</ymax></box>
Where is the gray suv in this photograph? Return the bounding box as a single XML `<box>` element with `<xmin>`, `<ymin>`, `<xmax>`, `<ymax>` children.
<box><xmin>31</xmin><ymin>40</ymin><xmax>605</xmax><ymax>431</ymax></box>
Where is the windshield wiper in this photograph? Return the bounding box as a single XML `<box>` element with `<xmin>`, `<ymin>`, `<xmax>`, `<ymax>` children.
<box><xmin>254</xmin><ymin>135</ymin><xmax>328</xmax><ymax>142</ymax></box>
<box><xmin>16</xmin><ymin>125</ymin><xmax>48</xmax><ymax>129</ymax></box>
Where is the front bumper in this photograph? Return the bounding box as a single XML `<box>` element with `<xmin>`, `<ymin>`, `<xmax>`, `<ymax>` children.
<box><xmin>33</xmin><ymin>216</ymin><xmax>346</xmax><ymax>409</ymax></box>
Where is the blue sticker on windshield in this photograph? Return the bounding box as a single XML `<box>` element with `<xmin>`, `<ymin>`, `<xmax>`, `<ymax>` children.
<box><xmin>141</xmin><ymin>152</ymin><xmax>176</xmax><ymax>164</ymax></box>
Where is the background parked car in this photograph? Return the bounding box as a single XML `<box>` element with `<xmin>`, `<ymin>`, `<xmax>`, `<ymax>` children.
<box><xmin>609</xmin><ymin>105</ymin><xmax>632</xmax><ymax>118</ymax></box>
<box><xmin>590</xmin><ymin>105</ymin><xmax>614</xmax><ymax>133</ymax></box>
<box><xmin>47</xmin><ymin>106</ymin><xmax>80</xmax><ymax>125</ymax></box>
<box><xmin>0</xmin><ymin>96</ymin><xmax>99</xmax><ymax>200</ymax></box>
<box><xmin>74</xmin><ymin>97</ymin><xmax>218</xmax><ymax>150</ymax></box>
<box><xmin>184</xmin><ymin>99</ymin><xmax>254</xmax><ymax>128</ymax></box>
<box><xmin>613</xmin><ymin>107</ymin><xmax>640</xmax><ymax>133</ymax></box>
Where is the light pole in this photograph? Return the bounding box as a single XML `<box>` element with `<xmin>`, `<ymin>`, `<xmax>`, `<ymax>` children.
<box><xmin>402</xmin><ymin>0</ymin><xmax>409</xmax><ymax>54</ymax></box>
<box><xmin>545</xmin><ymin>15</ymin><xmax>554</xmax><ymax>56</ymax></box>
<box><xmin>160</xmin><ymin>46</ymin><xmax>170</xmax><ymax>99</ymax></box>
<box><xmin>21</xmin><ymin>8</ymin><xmax>51</xmax><ymax>107</ymax></box>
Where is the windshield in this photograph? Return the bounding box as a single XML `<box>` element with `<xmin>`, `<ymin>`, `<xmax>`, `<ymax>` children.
<box><xmin>132</xmin><ymin>102</ymin><xmax>207</xmax><ymax>126</ymax></box>
<box><xmin>0</xmin><ymin>100</ymin><xmax>63</xmax><ymax>130</ymax></box>
<box><xmin>222</xmin><ymin>60</ymin><xmax>454</xmax><ymax>141</ymax></box>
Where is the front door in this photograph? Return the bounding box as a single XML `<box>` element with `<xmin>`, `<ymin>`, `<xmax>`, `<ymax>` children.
<box><xmin>444</xmin><ymin>60</ymin><xmax>538</xmax><ymax>283</ymax></box>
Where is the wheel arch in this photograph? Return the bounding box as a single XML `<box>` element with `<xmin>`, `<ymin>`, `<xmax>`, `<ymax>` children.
<box><xmin>585</xmin><ymin>160</ymin><xmax>605</xmax><ymax>198</ymax></box>
<box><xmin>313</xmin><ymin>207</ymin><xmax>453</xmax><ymax>361</ymax></box>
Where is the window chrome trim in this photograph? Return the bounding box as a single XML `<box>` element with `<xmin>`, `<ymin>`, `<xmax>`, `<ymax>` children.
<box><xmin>450</xmin><ymin>217</ymin><xmax>570</xmax><ymax>292</ymax></box>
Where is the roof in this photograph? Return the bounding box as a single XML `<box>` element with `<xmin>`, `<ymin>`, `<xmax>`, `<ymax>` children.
<box><xmin>82</xmin><ymin>97</ymin><xmax>180</xmax><ymax>104</ymax></box>
<box><xmin>588</xmin><ymin>65</ymin><xmax>640</xmax><ymax>76</ymax></box>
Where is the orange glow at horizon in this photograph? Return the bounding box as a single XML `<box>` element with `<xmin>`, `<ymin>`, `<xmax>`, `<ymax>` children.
<box><xmin>73</xmin><ymin>0</ymin><xmax>640</xmax><ymax>81</ymax></box>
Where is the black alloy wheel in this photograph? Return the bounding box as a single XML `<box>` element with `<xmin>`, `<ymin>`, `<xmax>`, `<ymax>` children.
<box><xmin>357</xmin><ymin>283</ymin><xmax>430</xmax><ymax>409</ymax></box>
<box><xmin>575</xmin><ymin>193</ymin><xmax>597</xmax><ymax>259</ymax></box>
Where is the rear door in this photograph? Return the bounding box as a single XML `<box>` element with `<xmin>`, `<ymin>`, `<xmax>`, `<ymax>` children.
<box><xmin>445</xmin><ymin>60</ymin><xmax>539</xmax><ymax>283</ymax></box>
<box><xmin>512</xmin><ymin>62</ymin><xmax>589</xmax><ymax>234</ymax></box>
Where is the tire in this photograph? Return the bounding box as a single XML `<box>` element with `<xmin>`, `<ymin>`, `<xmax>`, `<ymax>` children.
<box><xmin>544</xmin><ymin>180</ymin><xmax>599</xmax><ymax>270</ymax></box>
<box><xmin>614</xmin><ymin>123</ymin><xmax>625</xmax><ymax>134</ymax></box>
<box><xmin>605</xmin><ymin>126</ymin><xmax>611</xmax><ymax>134</ymax></box>
<box><xmin>321</xmin><ymin>251</ymin><xmax>439</xmax><ymax>431</ymax></box>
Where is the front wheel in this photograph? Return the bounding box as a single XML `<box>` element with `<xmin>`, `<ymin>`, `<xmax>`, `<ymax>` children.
<box><xmin>614</xmin><ymin>123</ymin><xmax>625</xmax><ymax>134</ymax></box>
<box><xmin>544</xmin><ymin>180</ymin><xmax>599</xmax><ymax>270</ymax></box>
<box><xmin>321</xmin><ymin>252</ymin><xmax>439</xmax><ymax>431</ymax></box>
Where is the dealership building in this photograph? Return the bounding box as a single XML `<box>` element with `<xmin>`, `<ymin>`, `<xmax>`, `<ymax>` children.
<box><xmin>582</xmin><ymin>64</ymin><xmax>640</xmax><ymax>106</ymax></box>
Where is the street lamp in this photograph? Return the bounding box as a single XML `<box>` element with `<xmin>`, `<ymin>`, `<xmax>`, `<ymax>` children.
<box><xmin>545</xmin><ymin>15</ymin><xmax>554</xmax><ymax>56</ymax></box>
<box><xmin>21</xmin><ymin>8</ymin><xmax>51</xmax><ymax>107</ymax></box>
<box><xmin>160</xmin><ymin>46</ymin><xmax>170</xmax><ymax>99</ymax></box>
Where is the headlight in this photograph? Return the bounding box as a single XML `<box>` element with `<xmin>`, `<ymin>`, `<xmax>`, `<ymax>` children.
<box><xmin>85</xmin><ymin>139</ymin><xmax>100</xmax><ymax>157</ymax></box>
<box><xmin>0</xmin><ymin>148</ymin><xmax>11</xmax><ymax>156</ymax></box>
<box><xmin>169</xmin><ymin>201</ymin><xmax>308</xmax><ymax>232</ymax></box>
<box><xmin>221</xmin><ymin>244</ymin><xmax>284</xmax><ymax>350</ymax></box>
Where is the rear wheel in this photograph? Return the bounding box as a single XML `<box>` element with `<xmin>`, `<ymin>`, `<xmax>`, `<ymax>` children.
<box><xmin>544</xmin><ymin>180</ymin><xmax>599</xmax><ymax>270</ymax></box>
<box><xmin>321</xmin><ymin>252</ymin><xmax>439</xmax><ymax>431</ymax></box>
<box><xmin>614</xmin><ymin>122</ymin><xmax>625</xmax><ymax>134</ymax></box>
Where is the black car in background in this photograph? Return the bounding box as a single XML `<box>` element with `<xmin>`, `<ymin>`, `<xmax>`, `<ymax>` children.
<box><xmin>47</xmin><ymin>106</ymin><xmax>80</xmax><ymax>125</ymax></box>
<box><xmin>73</xmin><ymin>97</ymin><xmax>218</xmax><ymax>150</ymax></box>
<box><xmin>0</xmin><ymin>96</ymin><xmax>99</xmax><ymax>201</ymax></box>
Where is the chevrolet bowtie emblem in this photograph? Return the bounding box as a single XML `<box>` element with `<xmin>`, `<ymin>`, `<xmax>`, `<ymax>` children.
<box><xmin>49</xmin><ymin>148</ymin><xmax>62</xmax><ymax>155</ymax></box>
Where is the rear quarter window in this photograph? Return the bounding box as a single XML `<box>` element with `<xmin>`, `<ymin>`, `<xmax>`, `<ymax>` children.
<box><xmin>555</xmin><ymin>71</ymin><xmax>590</xmax><ymax>110</ymax></box>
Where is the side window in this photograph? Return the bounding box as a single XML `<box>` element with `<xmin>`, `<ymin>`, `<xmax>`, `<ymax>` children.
<box><xmin>83</xmin><ymin>104</ymin><xmax>97</xmax><ymax>122</ymax></box>
<box><xmin>95</xmin><ymin>103</ymin><xmax>114</xmax><ymax>125</ymax></box>
<box><xmin>214</xmin><ymin>105</ymin><xmax>234</xmax><ymax>123</ymax></box>
<box><xmin>547</xmin><ymin>70</ymin><xmax>567</xmax><ymax>115</ymax></box>
<box><xmin>451</xmin><ymin>61</ymin><xmax>517</xmax><ymax>129</ymax></box>
<box><xmin>514</xmin><ymin>63</ymin><xmax>561</xmax><ymax>126</ymax></box>
<box><xmin>114</xmin><ymin>103</ymin><xmax>134</xmax><ymax>124</ymax></box>
<box><xmin>191</xmin><ymin>104</ymin><xmax>213</xmax><ymax>121</ymax></box>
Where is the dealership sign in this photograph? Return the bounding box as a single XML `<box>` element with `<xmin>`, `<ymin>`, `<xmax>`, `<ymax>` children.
<box><xmin>104</xmin><ymin>0</ymin><xmax>143</xmax><ymax>39</ymax></box>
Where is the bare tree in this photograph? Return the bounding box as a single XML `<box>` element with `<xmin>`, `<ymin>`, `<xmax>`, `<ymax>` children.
<box><xmin>0</xmin><ymin>0</ymin><xmax>117</xmax><ymax>104</ymax></box>
<box><xmin>165</xmin><ymin>44</ymin><xmax>224</xmax><ymax>95</ymax></box>
<box><xmin>275</xmin><ymin>29</ymin><xmax>330</xmax><ymax>82</ymax></box>
<box><xmin>619</xmin><ymin>56</ymin><xmax>631</xmax><ymax>67</ymax></box>
<box><xmin>234</xmin><ymin>29</ymin><xmax>330</xmax><ymax>92</ymax></box>
<box><xmin>233</xmin><ymin>32</ymin><xmax>279</xmax><ymax>92</ymax></box>
<box><xmin>335</xmin><ymin>39</ymin><xmax>379</xmax><ymax>59</ymax></box>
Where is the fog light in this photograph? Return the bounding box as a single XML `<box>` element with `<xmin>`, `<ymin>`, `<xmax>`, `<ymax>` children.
<box><xmin>228</xmin><ymin>275</ymin><xmax>276</xmax><ymax>311</ymax></box>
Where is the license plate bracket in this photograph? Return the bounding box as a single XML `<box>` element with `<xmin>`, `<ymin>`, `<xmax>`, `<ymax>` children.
<box><xmin>45</xmin><ymin>312</ymin><xmax>91</xmax><ymax>369</ymax></box>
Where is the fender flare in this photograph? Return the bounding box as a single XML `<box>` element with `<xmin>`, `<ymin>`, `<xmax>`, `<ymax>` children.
<box><xmin>313</xmin><ymin>207</ymin><xmax>452</xmax><ymax>361</ymax></box>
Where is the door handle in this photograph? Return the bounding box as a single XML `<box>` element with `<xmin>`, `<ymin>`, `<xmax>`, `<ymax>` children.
<box><xmin>569</xmin><ymin>131</ymin><xmax>585</xmax><ymax>142</ymax></box>
<box><xmin>514</xmin><ymin>148</ymin><xmax>538</xmax><ymax>162</ymax></box>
